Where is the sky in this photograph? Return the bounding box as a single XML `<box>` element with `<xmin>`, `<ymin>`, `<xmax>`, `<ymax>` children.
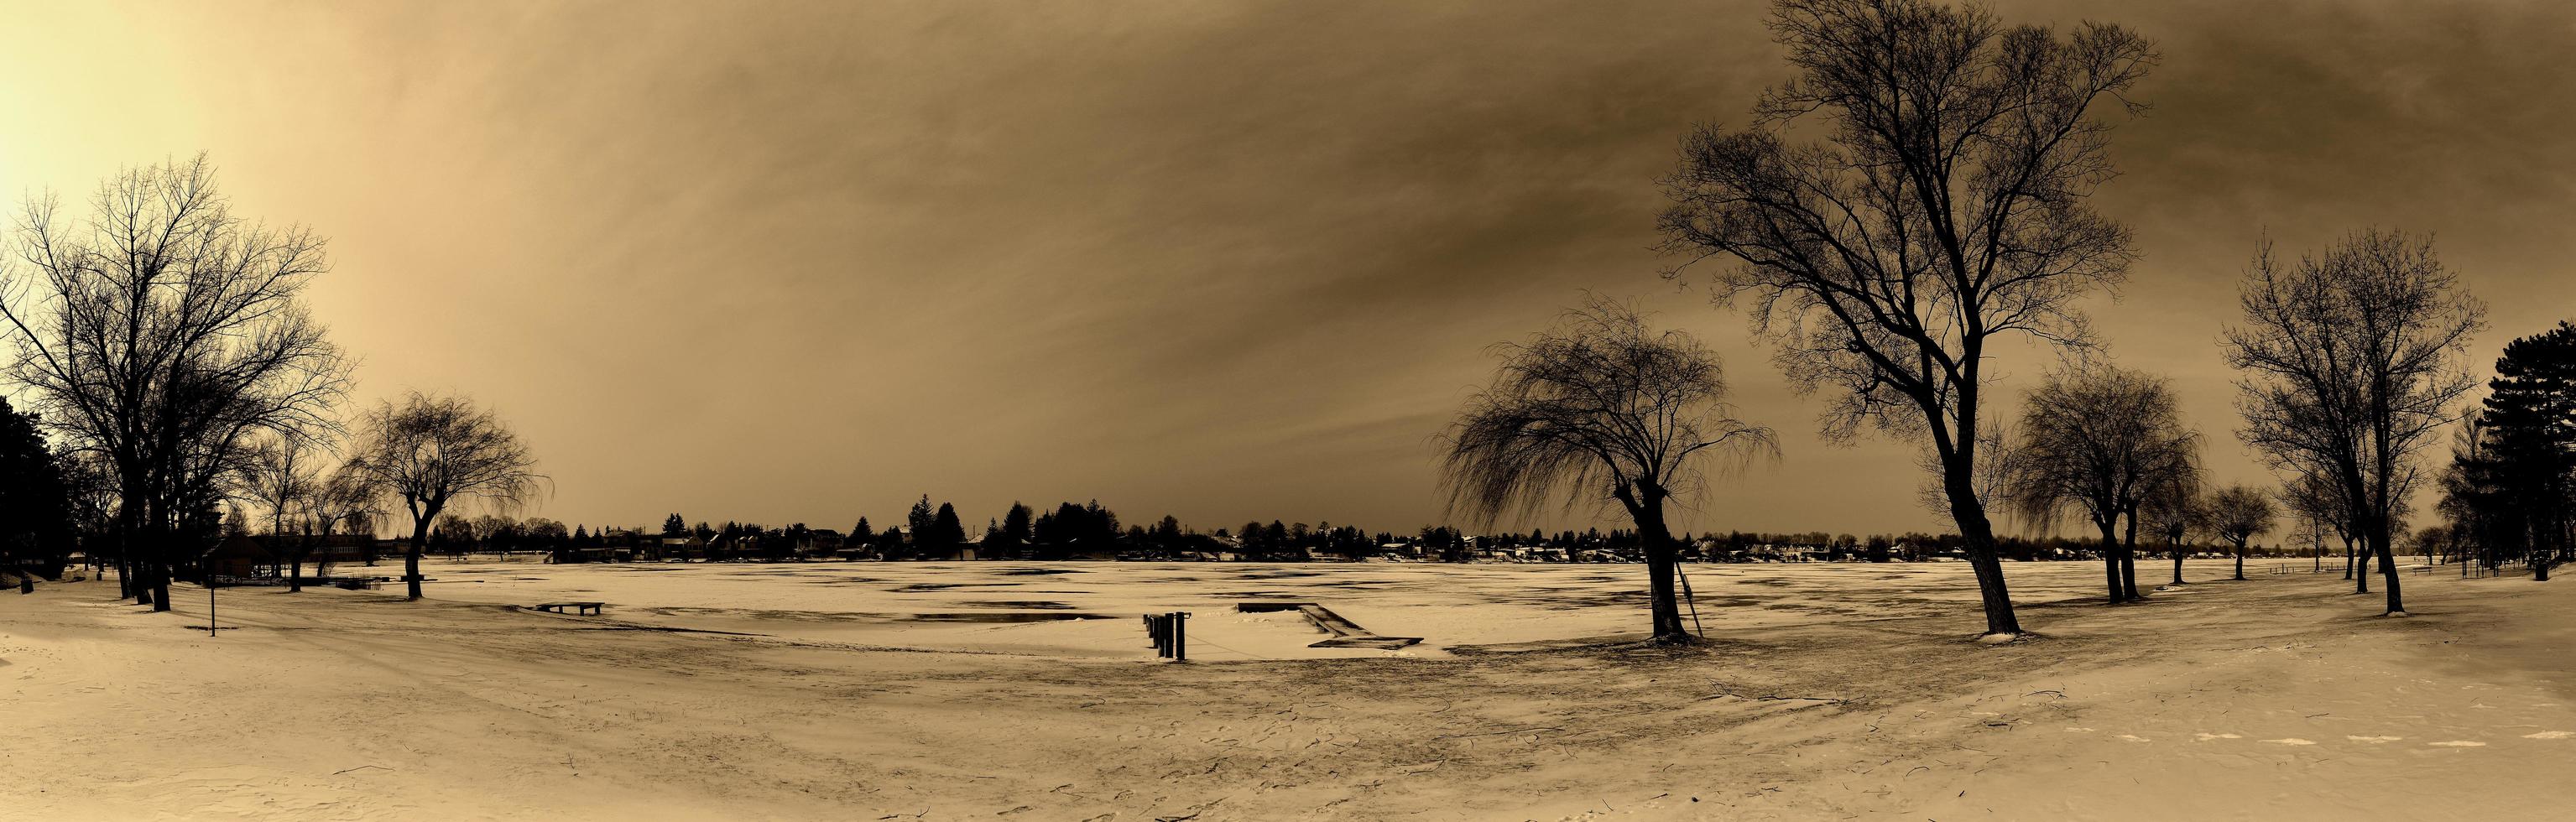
<box><xmin>0</xmin><ymin>1</ymin><xmax>2571</xmax><ymax>538</ymax></box>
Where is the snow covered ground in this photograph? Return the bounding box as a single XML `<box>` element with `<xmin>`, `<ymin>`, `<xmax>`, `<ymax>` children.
<box><xmin>3</xmin><ymin>559</ymin><xmax>2571</xmax><ymax>819</ymax></box>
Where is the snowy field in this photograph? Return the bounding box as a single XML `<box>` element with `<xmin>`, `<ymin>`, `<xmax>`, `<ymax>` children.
<box><xmin>4</xmin><ymin>559</ymin><xmax>2573</xmax><ymax>820</ymax></box>
<box><xmin>371</xmin><ymin>557</ymin><xmax>2302</xmax><ymax>658</ymax></box>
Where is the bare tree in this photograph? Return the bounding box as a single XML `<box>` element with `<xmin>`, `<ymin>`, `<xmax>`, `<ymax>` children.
<box><xmin>2139</xmin><ymin>471</ymin><xmax>2205</xmax><ymax>585</ymax></box>
<box><xmin>1658</xmin><ymin>0</ymin><xmax>2155</xmax><ymax>637</ymax></box>
<box><xmin>346</xmin><ymin>393</ymin><xmax>545</xmax><ymax>601</ymax></box>
<box><xmin>2002</xmin><ymin>365</ymin><xmax>2200</xmax><ymax>604</ymax></box>
<box><xmin>2224</xmin><ymin>231</ymin><xmax>2485</xmax><ymax>616</ymax></box>
<box><xmin>237</xmin><ymin>434</ymin><xmax>324</xmax><ymax>591</ymax></box>
<box><xmin>0</xmin><ymin>155</ymin><xmax>352</xmax><ymax>610</ymax></box>
<box><xmin>310</xmin><ymin>463</ymin><xmax>380</xmax><ymax>578</ymax></box>
<box><xmin>2207</xmin><ymin>484</ymin><xmax>2276</xmax><ymax>581</ymax></box>
<box><xmin>1442</xmin><ymin>299</ymin><xmax>1775</xmax><ymax>644</ymax></box>
<box><xmin>2438</xmin><ymin>416</ymin><xmax>2507</xmax><ymax>575</ymax></box>
<box><xmin>2277</xmin><ymin>468</ymin><xmax>2360</xmax><ymax>588</ymax></box>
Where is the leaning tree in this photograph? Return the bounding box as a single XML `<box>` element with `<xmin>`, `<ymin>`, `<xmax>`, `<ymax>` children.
<box><xmin>0</xmin><ymin>155</ymin><xmax>352</xmax><ymax>609</ymax></box>
<box><xmin>2207</xmin><ymin>484</ymin><xmax>2276</xmax><ymax>582</ymax></box>
<box><xmin>2224</xmin><ymin>231</ymin><xmax>2485</xmax><ymax>616</ymax></box>
<box><xmin>2002</xmin><ymin>365</ymin><xmax>2199</xmax><ymax>604</ymax></box>
<box><xmin>1658</xmin><ymin>0</ymin><xmax>2155</xmax><ymax>637</ymax></box>
<box><xmin>1442</xmin><ymin>299</ymin><xmax>1773</xmax><ymax>644</ymax></box>
<box><xmin>346</xmin><ymin>393</ymin><xmax>544</xmax><ymax>601</ymax></box>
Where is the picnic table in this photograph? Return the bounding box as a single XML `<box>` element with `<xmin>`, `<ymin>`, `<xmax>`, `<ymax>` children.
<box><xmin>534</xmin><ymin>601</ymin><xmax>605</xmax><ymax>616</ymax></box>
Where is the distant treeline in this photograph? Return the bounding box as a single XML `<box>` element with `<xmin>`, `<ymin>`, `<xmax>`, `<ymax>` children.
<box><xmin>404</xmin><ymin>495</ymin><xmax>2319</xmax><ymax>564</ymax></box>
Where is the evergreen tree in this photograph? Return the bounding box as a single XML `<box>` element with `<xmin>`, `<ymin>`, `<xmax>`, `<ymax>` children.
<box><xmin>2473</xmin><ymin>321</ymin><xmax>2576</xmax><ymax>580</ymax></box>
<box><xmin>906</xmin><ymin>495</ymin><xmax>937</xmax><ymax>551</ymax></box>
<box><xmin>931</xmin><ymin>502</ymin><xmax>967</xmax><ymax>553</ymax></box>
<box><xmin>1001</xmin><ymin>502</ymin><xmax>1034</xmax><ymax>547</ymax></box>
<box><xmin>662</xmin><ymin>513</ymin><xmax>687</xmax><ymax>537</ymax></box>
<box><xmin>0</xmin><ymin>398</ymin><xmax>72</xmax><ymax>579</ymax></box>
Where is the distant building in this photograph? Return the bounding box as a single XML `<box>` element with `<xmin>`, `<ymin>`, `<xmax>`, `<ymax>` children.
<box><xmin>205</xmin><ymin>534</ymin><xmax>382</xmax><ymax>579</ymax></box>
<box><xmin>204</xmin><ymin>537</ymin><xmax>278</xmax><ymax>579</ymax></box>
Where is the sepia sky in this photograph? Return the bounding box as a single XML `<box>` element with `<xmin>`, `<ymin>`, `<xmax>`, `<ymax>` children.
<box><xmin>3</xmin><ymin>1</ymin><xmax>2572</xmax><ymax>538</ymax></box>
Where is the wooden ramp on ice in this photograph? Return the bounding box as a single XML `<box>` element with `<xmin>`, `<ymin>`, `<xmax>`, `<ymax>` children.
<box><xmin>1236</xmin><ymin>601</ymin><xmax>1421</xmax><ymax>649</ymax></box>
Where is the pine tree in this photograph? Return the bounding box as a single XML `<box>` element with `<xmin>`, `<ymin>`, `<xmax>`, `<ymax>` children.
<box><xmin>931</xmin><ymin>502</ymin><xmax>966</xmax><ymax>554</ymax></box>
<box><xmin>1001</xmin><ymin>502</ymin><xmax>1033</xmax><ymax>547</ymax></box>
<box><xmin>901</xmin><ymin>496</ymin><xmax>937</xmax><ymax>559</ymax></box>
<box><xmin>2476</xmin><ymin>321</ymin><xmax>2576</xmax><ymax>580</ymax></box>
<box><xmin>0</xmin><ymin>398</ymin><xmax>70</xmax><ymax>579</ymax></box>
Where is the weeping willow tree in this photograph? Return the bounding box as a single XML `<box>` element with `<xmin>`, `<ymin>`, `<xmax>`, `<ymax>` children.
<box><xmin>346</xmin><ymin>392</ymin><xmax>545</xmax><ymax>601</ymax></box>
<box><xmin>1441</xmin><ymin>299</ymin><xmax>1774</xmax><ymax>644</ymax></box>
<box><xmin>2000</xmin><ymin>365</ymin><xmax>2199</xmax><ymax>605</ymax></box>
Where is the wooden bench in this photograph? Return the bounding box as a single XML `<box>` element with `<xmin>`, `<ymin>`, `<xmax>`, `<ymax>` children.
<box><xmin>534</xmin><ymin>601</ymin><xmax>605</xmax><ymax>616</ymax></box>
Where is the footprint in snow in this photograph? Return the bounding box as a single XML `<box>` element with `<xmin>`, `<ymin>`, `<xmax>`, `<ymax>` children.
<box><xmin>2261</xmin><ymin>738</ymin><xmax>2316</xmax><ymax>746</ymax></box>
<box><xmin>2427</xmin><ymin>741</ymin><xmax>2486</xmax><ymax>747</ymax></box>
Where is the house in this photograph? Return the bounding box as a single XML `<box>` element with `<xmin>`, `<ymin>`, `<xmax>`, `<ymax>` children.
<box><xmin>301</xmin><ymin>534</ymin><xmax>378</xmax><ymax>567</ymax></box>
<box><xmin>804</xmin><ymin>529</ymin><xmax>845</xmax><ymax>557</ymax></box>
<box><xmin>660</xmin><ymin>535</ymin><xmax>706</xmax><ymax>561</ymax></box>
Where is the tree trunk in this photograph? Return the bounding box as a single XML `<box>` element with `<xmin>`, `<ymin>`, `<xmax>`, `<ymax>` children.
<box><xmin>2371</xmin><ymin>523</ymin><xmax>2405</xmax><ymax>615</ymax></box>
<box><xmin>406</xmin><ymin>518</ymin><xmax>432</xmax><ymax>601</ymax></box>
<box><xmin>1622</xmin><ymin>481</ymin><xmax>1691</xmax><ymax>644</ymax></box>
<box><xmin>1945</xmin><ymin>469</ymin><xmax>2021</xmax><ymax>636</ymax></box>
<box><xmin>2119</xmin><ymin>512</ymin><xmax>2141</xmax><ymax>601</ymax></box>
<box><xmin>147</xmin><ymin>523</ymin><xmax>170</xmax><ymax>612</ymax></box>
<box><xmin>2171</xmin><ymin>538</ymin><xmax>2188</xmax><ymax>585</ymax></box>
<box><xmin>2231</xmin><ymin>539</ymin><xmax>2245</xmax><ymax>580</ymax></box>
<box><xmin>2096</xmin><ymin>520</ymin><xmax>2123</xmax><ymax>605</ymax></box>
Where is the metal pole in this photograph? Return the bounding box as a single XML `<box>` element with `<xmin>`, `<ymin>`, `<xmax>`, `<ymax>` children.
<box><xmin>208</xmin><ymin>579</ymin><xmax>217</xmax><ymax>637</ymax></box>
<box><xmin>1171</xmin><ymin>611</ymin><xmax>1187</xmax><ymax>662</ymax></box>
